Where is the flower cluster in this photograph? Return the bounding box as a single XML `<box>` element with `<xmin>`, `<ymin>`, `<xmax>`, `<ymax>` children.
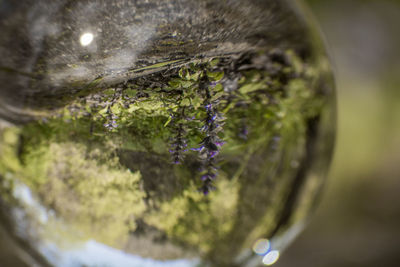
<box><xmin>169</xmin><ymin>121</ymin><xmax>188</xmax><ymax>164</ymax></box>
<box><xmin>103</xmin><ymin>108</ymin><xmax>119</xmax><ymax>131</ymax></box>
<box><xmin>103</xmin><ymin>90</ymin><xmax>122</xmax><ymax>131</ymax></box>
<box><xmin>195</xmin><ymin>79</ymin><xmax>225</xmax><ymax>195</ymax></box>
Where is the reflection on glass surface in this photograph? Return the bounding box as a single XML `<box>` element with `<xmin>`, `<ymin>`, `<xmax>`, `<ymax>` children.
<box><xmin>0</xmin><ymin>0</ymin><xmax>335</xmax><ymax>266</ymax></box>
<box><xmin>79</xmin><ymin>33</ymin><xmax>94</xmax><ymax>47</ymax></box>
<box><xmin>252</xmin><ymin>239</ymin><xmax>271</xmax><ymax>256</ymax></box>
<box><xmin>262</xmin><ymin>250</ymin><xmax>280</xmax><ymax>266</ymax></box>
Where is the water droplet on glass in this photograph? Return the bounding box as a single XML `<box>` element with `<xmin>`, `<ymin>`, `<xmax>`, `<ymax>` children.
<box><xmin>0</xmin><ymin>0</ymin><xmax>335</xmax><ymax>266</ymax></box>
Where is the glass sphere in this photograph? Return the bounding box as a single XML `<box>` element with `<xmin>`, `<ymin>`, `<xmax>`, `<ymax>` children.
<box><xmin>0</xmin><ymin>0</ymin><xmax>335</xmax><ymax>266</ymax></box>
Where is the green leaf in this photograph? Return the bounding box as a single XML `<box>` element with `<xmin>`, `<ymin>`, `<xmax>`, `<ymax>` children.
<box><xmin>179</xmin><ymin>68</ymin><xmax>191</xmax><ymax>80</ymax></box>
<box><xmin>207</xmin><ymin>71</ymin><xmax>224</xmax><ymax>81</ymax></box>
<box><xmin>183</xmin><ymin>86</ymin><xmax>195</xmax><ymax>97</ymax></box>
<box><xmin>189</xmin><ymin>71</ymin><xmax>201</xmax><ymax>81</ymax></box>
<box><xmin>209</xmin><ymin>58</ymin><xmax>220</xmax><ymax>67</ymax></box>
<box><xmin>163</xmin><ymin>87</ymin><xmax>175</xmax><ymax>92</ymax></box>
<box><xmin>182</xmin><ymin>80</ymin><xmax>195</xmax><ymax>88</ymax></box>
<box><xmin>178</xmin><ymin>68</ymin><xmax>185</xmax><ymax>79</ymax></box>
<box><xmin>181</xmin><ymin>98</ymin><xmax>191</xmax><ymax>107</ymax></box>
<box><xmin>103</xmin><ymin>89</ymin><xmax>115</xmax><ymax>96</ymax></box>
<box><xmin>98</xmin><ymin>107</ymin><xmax>108</xmax><ymax>115</ymax></box>
<box><xmin>176</xmin><ymin>119</ymin><xmax>186</xmax><ymax>124</ymax></box>
<box><xmin>211</xmin><ymin>91</ymin><xmax>224</xmax><ymax>101</ymax></box>
<box><xmin>164</xmin><ymin>116</ymin><xmax>173</xmax><ymax>127</ymax></box>
<box><xmin>286</xmin><ymin>49</ymin><xmax>303</xmax><ymax>74</ymax></box>
<box><xmin>85</xmin><ymin>105</ymin><xmax>92</xmax><ymax>113</ymax></box>
<box><xmin>189</xmin><ymin>63</ymin><xmax>200</xmax><ymax>72</ymax></box>
<box><xmin>168</xmin><ymin>78</ymin><xmax>182</xmax><ymax>88</ymax></box>
<box><xmin>191</xmin><ymin>96</ymin><xmax>202</xmax><ymax>109</ymax></box>
<box><xmin>214</xmin><ymin>83</ymin><xmax>223</xmax><ymax>92</ymax></box>
<box><xmin>239</xmin><ymin>82</ymin><xmax>267</xmax><ymax>94</ymax></box>
<box><xmin>128</xmin><ymin>105</ymin><xmax>139</xmax><ymax>112</ymax></box>
<box><xmin>244</xmin><ymin>70</ymin><xmax>262</xmax><ymax>82</ymax></box>
<box><xmin>110</xmin><ymin>104</ymin><xmax>121</xmax><ymax>114</ymax></box>
<box><xmin>222</xmin><ymin>102</ymin><xmax>235</xmax><ymax>113</ymax></box>
<box><xmin>125</xmin><ymin>89</ymin><xmax>136</xmax><ymax>98</ymax></box>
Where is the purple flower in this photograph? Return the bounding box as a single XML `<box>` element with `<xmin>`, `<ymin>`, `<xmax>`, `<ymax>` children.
<box><xmin>194</xmin><ymin>84</ymin><xmax>227</xmax><ymax>195</ymax></box>
<box><xmin>215</xmin><ymin>141</ymin><xmax>225</xmax><ymax>146</ymax></box>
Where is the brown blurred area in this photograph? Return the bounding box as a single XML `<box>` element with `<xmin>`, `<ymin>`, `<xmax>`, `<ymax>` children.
<box><xmin>276</xmin><ymin>1</ymin><xmax>400</xmax><ymax>266</ymax></box>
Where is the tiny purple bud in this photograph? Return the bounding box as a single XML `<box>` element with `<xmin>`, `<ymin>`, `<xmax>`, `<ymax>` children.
<box><xmin>209</xmin><ymin>151</ymin><xmax>218</xmax><ymax>158</ymax></box>
<box><xmin>215</xmin><ymin>141</ymin><xmax>225</xmax><ymax>146</ymax></box>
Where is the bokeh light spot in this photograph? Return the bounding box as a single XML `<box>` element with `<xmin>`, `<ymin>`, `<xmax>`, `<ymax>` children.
<box><xmin>252</xmin><ymin>238</ymin><xmax>271</xmax><ymax>255</ymax></box>
<box><xmin>262</xmin><ymin>250</ymin><xmax>280</xmax><ymax>266</ymax></box>
<box><xmin>80</xmin><ymin>32</ymin><xmax>94</xmax><ymax>46</ymax></box>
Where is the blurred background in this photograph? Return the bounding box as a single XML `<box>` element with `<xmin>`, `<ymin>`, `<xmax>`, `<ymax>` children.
<box><xmin>277</xmin><ymin>0</ymin><xmax>400</xmax><ymax>266</ymax></box>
